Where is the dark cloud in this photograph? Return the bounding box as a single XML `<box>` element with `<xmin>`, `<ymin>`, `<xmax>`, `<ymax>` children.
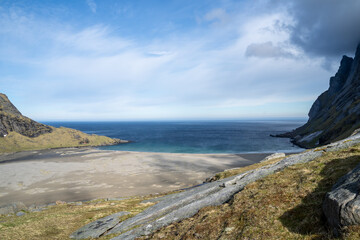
<box><xmin>245</xmin><ymin>41</ymin><xmax>293</xmax><ymax>59</ymax></box>
<box><xmin>286</xmin><ymin>0</ymin><xmax>360</xmax><ymax>57</ymax></box>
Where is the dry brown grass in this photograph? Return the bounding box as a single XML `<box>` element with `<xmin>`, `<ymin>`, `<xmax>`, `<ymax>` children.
<box><xmin>141</xmin><ymin>146</ymin><xmax>360</xmax><ymax>240</ymax></box>
<box><xmin>209</xmin><ymin>156</ymin><xmax>285</xmax><ymax>181</ymax></box>
<box><xmin>0</xmin><ymin>197</ymin><xmax>156</xmax><ymax>240</ymax></box>
<box><xmin>2</xmin><ymin>146</ymin><xmax>360</xmax><ymax>239</ymax></box>
<box><xmin>0</xmin><ymin>127</ymin><xmax>119</xmax><ymax>154</ymax></box>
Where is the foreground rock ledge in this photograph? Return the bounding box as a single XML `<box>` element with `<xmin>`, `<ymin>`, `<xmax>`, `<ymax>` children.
<box><xmin>70</xmin><ymin>133</ymin><xmax>360</xmax><ymax>240</ymax></box>
<box><xmin>323</xmin><ymin>162</ymin><xmax>360</xmax><ymax>235</ymax></box>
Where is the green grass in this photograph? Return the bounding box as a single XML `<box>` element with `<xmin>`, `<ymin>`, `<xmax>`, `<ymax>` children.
<box><xmin>207</xmin><ymin>156</ymin><xmax>285</xmax><ymax>181</ymax></box>
<box><xmin>2</xmin><ymin>145</ymin><xmax>360</xmax><ymax>239</ymax></box>
<box><xmin>141</xmin><ymin>145</ymin><xmax>360</xmax><ymax>240</ymax></box>
<box><xmin>0</xmin><ymin>196</ymin><xmax>158</xmax><ymax>240</ymax></box>
<box><xmin>0</xmin><ymin>127</ymin><xmax>120</xmax><ymax>154</ymax></box>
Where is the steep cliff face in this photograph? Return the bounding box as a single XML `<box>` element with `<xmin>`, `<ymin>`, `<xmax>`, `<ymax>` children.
<box><xmin>0</xmin><ymin>93</ymin><xmax>52</xmax><ymax>137</ymax></box>
<box><xmin>277</xmin><ymin>43</ymin><xmax>360</xmax><ymax>148</ymax></box>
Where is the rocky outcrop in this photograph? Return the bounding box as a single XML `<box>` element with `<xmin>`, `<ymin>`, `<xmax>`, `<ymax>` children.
<box><xmin>70</xmin><ymin>212</ymin><xmax>130</xmax><ymax>239</ymax></box>
<box><xmin>0</xmin><ymin>201</ymin><xmax>27</xmax><ymax>215</ymax></box>
<box><xmin>70</xmin><ymin>132</ymin><xmax>360</xmax><ymax>240</ymax></box>
<box><xmin>0</xmin><ymin>93</ymin><xmax>52</xmax><ymax>137</ymax></box>
<box><xmin>260</xmin><ymin>152</ymin><xmax>285</xmax><ymax>162</ymax></box>
<box><xmin>323</xmin><ymin>163</ymin><xmax>360</xmax><ymax>235</ymax></box>
<box><xmin>276</xmin><ymin>43</ymin><xmax>360</xmax><ymax>148</ymax></box>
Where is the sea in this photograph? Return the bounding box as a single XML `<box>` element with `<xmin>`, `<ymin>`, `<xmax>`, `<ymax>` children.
<box><xmin>44</xmin><ymin>120</ymin><xmax>306</xmax><ymax>154</ymax></box>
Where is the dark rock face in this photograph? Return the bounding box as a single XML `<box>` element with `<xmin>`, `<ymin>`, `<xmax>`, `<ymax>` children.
<box><xmin>0</xmin><ymin>94</ymin><xmax>22</xmax><ymax>116</ymax></box>
<box><xmin>276</xmin><ymin>43</ymin><xmax>360</xmax><ymax>148</ymax></box>
<box><xmin>0</xmin><ymin>93</ymin><xmax>52</xmax><ymax>137</ymax></box>
<box><xmin>323</xmin><ymin>163</ymin><xmax>360</xmax><ymax>235</ymax></box>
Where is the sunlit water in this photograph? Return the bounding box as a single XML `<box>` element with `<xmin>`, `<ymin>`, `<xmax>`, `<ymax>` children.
<box><xmin>44</xmin><ymin>120</ymin><xmax>305</xmax><ymax>154</ymax></box>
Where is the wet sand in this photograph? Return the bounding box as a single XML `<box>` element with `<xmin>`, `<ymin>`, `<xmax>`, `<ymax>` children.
<box><xmin>0</xmin><ymin>148</ymin><xmax>271</xmax><ymax>206</ymax></box>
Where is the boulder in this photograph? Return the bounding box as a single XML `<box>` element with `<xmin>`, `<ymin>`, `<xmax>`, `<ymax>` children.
<box><xmin>323</xmin><ymin>163</ymin><xmax>360</xmax><ymax>234</ymax></box>
<box><xmin>16</xmin><ymin>211</ymin><xmax>26</xmax><ymax>217</ymax></box>
<box><xmin>0</xmin><ymin>201</ymin><xmax>27</xmax><ymax>215</ymax></box>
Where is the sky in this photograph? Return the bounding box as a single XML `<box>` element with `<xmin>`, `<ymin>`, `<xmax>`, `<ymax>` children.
<box><xmin>1</xmin><ymin>0</ymin><xmax>360</xmax><ymax>121</ymax></box>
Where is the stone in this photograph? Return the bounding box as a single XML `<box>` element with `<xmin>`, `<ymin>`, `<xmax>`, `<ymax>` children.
<box><xmin>225</xmin><ymin>227</ymin><xmax>235</xmax><ymax>234</ymax></box>
<box><xmin>260</xmin><ymin>152</ymin><xmax>285</xmax><ymax>162</ymax></box>
<box><xmin>323</xmin><ymin>162</ymin><xmax>360</xmax><ymax>233</ymax></box>
<box><xmin>55</xmin><ymin>200</ymin><xmax>66</xmax><ymax>205</ymax></box>
<box><xmin>0</xmin><ymin>201</ymin><xmax>27</xmax><ymax>215</ymax></box>
<box><xmin>28</xmin><ymin>204</ymin><xmax>47</xmax><ymax>213</ymax></box>
<box><xmin>16</xmin><ymin>211</ymin><xmax>25</xmax><ymax>217</ymax></box>
<box><xmin>0</xmin><ymin>205</ymin><xmax>15</xmax><ymax>215</ymax></box>
<box><xmin>107</xmin><ymin>197</ymin><xmax>127</xmax><ymax>201</ymax></box>
<box><xmin>70</xmin><ymin>211</ymin><xmax>130</xmax><ymax>239</ymax></box>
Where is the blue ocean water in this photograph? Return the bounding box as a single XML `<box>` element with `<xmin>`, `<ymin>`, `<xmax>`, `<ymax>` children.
<box><xmin>44</xmin><ymin>120</ymin><xmax>305</xmax><ymax>154</ymax></box>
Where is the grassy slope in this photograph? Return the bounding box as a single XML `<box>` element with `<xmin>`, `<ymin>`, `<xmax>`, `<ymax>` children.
<box><xmin>0</xmin><ymin>197</ymin><xmax>157</xmax><ymax>240</ymax></box>
<box><xmin>1</xmin><ymin>146</ymin><xmax>360</xmax><ymax>239</ymax></box>
<box><xmin>0</xmin><ymin>127</ymin><xmax>120</xmax><ymax>154</ymax></box>
<box><xmin>143</xmin><ymin>145</ymin><xmax>360</xmax><ymax>240</ymax></box>
<box><xmin>207</xmin><ymin>156</ymin><xmax>285</xmax><ymax>182</ymax></box>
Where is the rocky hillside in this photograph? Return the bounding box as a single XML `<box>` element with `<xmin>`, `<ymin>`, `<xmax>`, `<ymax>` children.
<box><xmin>276</xmin><ymin>43</ymin><xmax>360</xmax><ymax>148</ymax></box>
<box><xmin>0</xmin><ymin>93</ymin><xmax>52</xmax><ymax>137</ymax></box>
<box><xmin>0</xmin><ymin>93</ymin><xmax>126</xmax><ymax>153</ymax></box>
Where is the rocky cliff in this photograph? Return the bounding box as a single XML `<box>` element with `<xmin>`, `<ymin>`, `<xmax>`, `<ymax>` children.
<box><xmin>277</xmin><ymin>43</ymin><xmax>360</xmax><ymax>148</ymax></box>
<box><xmin>0</xmin><ymin>93</ymin><xmax>52</xmax><ymax>137</ymax></box>
<box><xmin>0</xmin><ymin>93</ymin><xmax>126</xmax><ymax>153</ymax></box>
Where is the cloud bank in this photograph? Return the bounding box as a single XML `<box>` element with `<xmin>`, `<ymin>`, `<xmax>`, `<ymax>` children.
<box><xmin>1</xmin><ymin>0</ymin><xmax>359</xmax><ymax>120</ymax></box>
<box><xmin>285</xmin><ymin>0</ymin><xmax>360</xmax><ymax>57</ymax></box>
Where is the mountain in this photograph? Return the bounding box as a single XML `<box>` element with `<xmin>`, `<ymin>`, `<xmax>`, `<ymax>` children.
<box><xmin>0</xmin><ymin>93</ymin><xmax>53</xmax><ymax>138</ymax></box>
<box><xmin>276</xmin><ymin>43</ymin><xmax>360</xmax><ymax>148</ymax></box>
<box><xmin>0</xmin><ymin>93</ymin><xmax>126</xmax><ymax>153</ymax></box>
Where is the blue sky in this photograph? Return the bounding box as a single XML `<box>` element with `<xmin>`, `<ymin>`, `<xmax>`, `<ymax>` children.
<box><xmin>1</xmin><ymin>0</ymin><xmax>360</xmax><ymax>121</ymax></box>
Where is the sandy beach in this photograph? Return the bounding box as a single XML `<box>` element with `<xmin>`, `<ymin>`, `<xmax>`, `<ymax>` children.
<box><xmin>0</xmin><ymin>148</ymin><xmax>271</xmax><ymax>206</ymax></box>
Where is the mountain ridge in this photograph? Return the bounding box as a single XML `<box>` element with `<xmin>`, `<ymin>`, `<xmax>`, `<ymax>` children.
<box><xmin>0</xmin><ymin>93</ymin><xmax>126</xmax><ymax>153</ymax></box>
<box><xmin>276</xmin><ymin>43</ymin><xmax>360</xmax><ymax>148</ymax></box>
<box><xmin>0</xmin><ymin>93</ymin><xmax>53</xmax><ymax>138</ymax></box>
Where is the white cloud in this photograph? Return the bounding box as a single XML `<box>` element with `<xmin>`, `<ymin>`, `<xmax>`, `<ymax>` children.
<box><xmin>86</xmin><ymin>0</ymin><xmax>97</xmax><ymax>13</ymax></box>
<box><xmin>55</xmin><ymin>25</ymin><xmax>132</xmax><ymax>55</ymax></box>
<box><xmin>245</xmin><ymin>41</ymin><xmax>293</xmax><ymax>58</ymax></box>
<box><xmin>0</xmin><ymin>1</ymin><xmax>334</xmax><ymax>120</ymax></box>
<box><xmin>203</xmin><ymin>8</ymin><xmax>228</xmax><ymax>24</ymax></box>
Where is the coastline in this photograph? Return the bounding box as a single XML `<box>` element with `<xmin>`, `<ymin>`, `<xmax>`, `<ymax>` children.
<box><xmin>0</xmin><ymin>147</ymin><xmax>279</xmax><ymax>206</ymax></box>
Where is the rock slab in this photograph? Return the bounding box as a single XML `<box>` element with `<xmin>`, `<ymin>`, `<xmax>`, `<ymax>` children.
<box><xmin>261</xmin><ymin>152</ymin><xmax>285</xmax><ymax>162</ymax></box>
<box><xmin>323</xmin><ymin>163</ymin><xmax>360</xmax><ymax>233</ymax></box>
<box><xmin>70</xmin><ymin>211</ymin><xmax>130</xmax><ymax>239</ymax></box>
<box><xmin>71</xmin><ymin>133</ymin><xmax>360</xmax><ymax>240</ymax></box>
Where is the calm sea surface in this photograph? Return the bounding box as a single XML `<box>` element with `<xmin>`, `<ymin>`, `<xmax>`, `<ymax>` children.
<box><xmin>44</xmin><ymin>120</ymin><xmax>306</xmax><ymax>154</ymax></box>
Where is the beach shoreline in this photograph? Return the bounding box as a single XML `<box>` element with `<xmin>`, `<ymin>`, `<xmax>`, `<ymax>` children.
<box><xmin>0</xmin><ymin>147</ymin><xmax>286</xmax><ymax>206</ymax></box>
